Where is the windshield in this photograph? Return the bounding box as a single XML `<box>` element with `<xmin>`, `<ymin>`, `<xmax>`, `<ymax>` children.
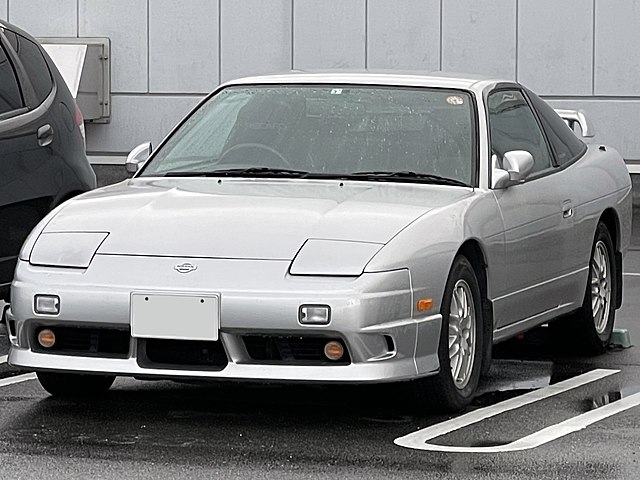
<box><xmin>140</xmin><ymin>85</ymin><xmax>476</xmax><ymax>185</ymax></box>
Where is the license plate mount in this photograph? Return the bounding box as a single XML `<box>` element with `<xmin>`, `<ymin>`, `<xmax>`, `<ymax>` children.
<box><xmin>131</xmin><ymin>292</ymin><xmax>220</xmax><ymax>341</ymax></box>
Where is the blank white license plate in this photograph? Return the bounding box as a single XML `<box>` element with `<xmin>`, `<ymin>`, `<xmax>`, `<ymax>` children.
<box><xmin>131</xmin><ymin>292</ymin><xmax>220</xmax><ymax>341</ymax></box>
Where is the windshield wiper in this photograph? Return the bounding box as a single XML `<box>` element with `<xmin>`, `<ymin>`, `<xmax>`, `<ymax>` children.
<box><xmin>163</xmin><ymin>167</ymin><xmax>310</xmax><ymax>177</ymax></box>
<box><xmin>348</xmin><ymin>171</ymin><xmax>471</xmax><ymax>187</ymax></box>
<box><xmin>162</xmin><ymin>168</ymin><xmax>470</xmax><ymax>186</ymax></box>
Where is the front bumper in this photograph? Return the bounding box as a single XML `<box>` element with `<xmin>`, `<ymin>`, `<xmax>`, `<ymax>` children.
<box><xmin>8</xmin><ymin>255</ymin><xmax>442</xmax><ymax>383</ymax></box>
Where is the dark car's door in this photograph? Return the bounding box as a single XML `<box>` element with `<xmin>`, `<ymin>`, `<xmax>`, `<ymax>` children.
<box><xmin>0</xmin><ymin>28</ymin><xmax>59</xmax><ymax>292</ymax></box>
<box><xmin>489</xmin><ymin>88</ymin><xmax>576</xmax><ymax>328</ymax></box>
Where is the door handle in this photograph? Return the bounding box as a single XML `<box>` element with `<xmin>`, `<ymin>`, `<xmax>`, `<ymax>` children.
<box><xmin>37</xmin><ymin>124</ymin><xmax>54</xmax><ymax>147</ymax></box>
<box><xmin>562</xmin><ymin>200</ymin><xmax>573</xmax><ymax>219</ymax></box>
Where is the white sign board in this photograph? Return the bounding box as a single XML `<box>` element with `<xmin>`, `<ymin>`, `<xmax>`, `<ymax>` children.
<box><xmin>41</xmin><ymin>44</ymin><xmax>87</xmax><ymax>98</ymax></box>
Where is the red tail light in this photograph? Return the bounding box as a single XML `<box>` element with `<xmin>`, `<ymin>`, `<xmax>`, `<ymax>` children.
<box><xmin>75</xmin><ymin>105</ymin><xmax>86</xmax><ymax>145</ymax></box>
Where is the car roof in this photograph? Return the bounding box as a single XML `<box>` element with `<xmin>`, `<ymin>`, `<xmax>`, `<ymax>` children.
<box><xmin>222</xmin><ymin>70</ymin><xmax>507</xmax><ymax>92</ymax></box>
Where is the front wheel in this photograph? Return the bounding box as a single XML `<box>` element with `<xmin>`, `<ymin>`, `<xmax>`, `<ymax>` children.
<box><xmin>413</xmin><ymin>256</ymin><xmax>484</xmax><ymax>412</ymax></box>
<box><xmin>36</xmin><ymin>372</ymin><xmax>115</xmax><ymax>397</ymax></box>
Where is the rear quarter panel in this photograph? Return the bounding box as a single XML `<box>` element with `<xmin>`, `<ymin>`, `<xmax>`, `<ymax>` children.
<box><xmin>567</xmin><ymin>145</ymin><xmax>631</xmax><ymax>275</ymax></box>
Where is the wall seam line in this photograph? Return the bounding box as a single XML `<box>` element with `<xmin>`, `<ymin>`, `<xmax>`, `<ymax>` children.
<box><xmin>515</xmin><ymin>0</ymin><xmax>519</xmax><ymax>81</ymax></box>
<box><xmin>364</xmin><ymin>0</ymin><xmax>368</xmax><ymax>69</ymax></box>
<box><xmin>439</xmin><ymin>0</ymin><xmax>443</xmax><ymax>70</ymax></box>
<box><xmin>218</xmin><ymin>0</ymin><xmax>222</xmax><ymax>84</ymax></box>
<box><xmin>592</xmin><ymin>0</ymin><xmax>596</xmax><ymax>96</ymax></box>
<box><xmin>146</xmin><ymin>0</ymin><xmax>150</xmax><ymax>93</ymax></box>
<box><xmin>290</xmin><ymin>0</ymin><xmax>295</xmax><ymax>69</ymax></box>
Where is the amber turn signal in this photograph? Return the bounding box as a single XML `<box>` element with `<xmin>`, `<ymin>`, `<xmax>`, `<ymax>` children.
<box><xmin>37</xmin><ymin>329</ymin><xmax>56</xmax><ymax>348</ymax></box>
<box><xmin>324</xmin><ymin>341</ymin><xmax>344</xmax><ymax>361</ymax></box>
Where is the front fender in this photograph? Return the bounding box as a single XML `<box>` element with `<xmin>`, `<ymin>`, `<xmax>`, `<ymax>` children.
<box><xmin>364</xmin><ymin>190</ymin><xmax>505</xmax><ymax>316</ymax></box>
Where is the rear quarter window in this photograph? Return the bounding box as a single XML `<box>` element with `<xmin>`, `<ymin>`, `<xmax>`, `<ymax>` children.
<box><xmin>525</xmin><ymin>89</ymin><xmax>587</xmax><ymax>166</ymax></box>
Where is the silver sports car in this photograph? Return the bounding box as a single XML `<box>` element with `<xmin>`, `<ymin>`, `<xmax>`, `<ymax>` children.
<box><xmin>4</xmin><ymin>72</ymin><xmax>632</xmax><ymax>411</ymax></box>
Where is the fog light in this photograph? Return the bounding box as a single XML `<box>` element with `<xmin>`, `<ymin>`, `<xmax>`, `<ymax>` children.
<box><xmin>299</xmin><ymin>305</ymin><xmax>331</xmax><ymax>325</ymax></box>
<box><xmin>34</xmin><ymin>295</ymin><xmax>60</xmax><ymax>315</ymax></box>
<box><xmin>324</xmin><ymin>341</ymin><xmax>344</xmax><ymax>361</ymax></box>
<box><xmin>37</xmin><ymin>329</ymin><xmax>56</xmax><ymax>348</ymax></box>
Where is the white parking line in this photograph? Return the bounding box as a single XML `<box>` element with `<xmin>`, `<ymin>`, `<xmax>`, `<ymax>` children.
<box><xmin>395</xmin><ymin>369</ymin><xmax>621</xmax><ymax>453</ymax></box>
<box><xmin>0</xmin><ymin>373</ymin><xmax>36</xmax><ymax>388</ymax></box>
<box><xmin>624</xmin><ymin>272</ymin><xmax>640</xmax><ymax>276</ymax></box>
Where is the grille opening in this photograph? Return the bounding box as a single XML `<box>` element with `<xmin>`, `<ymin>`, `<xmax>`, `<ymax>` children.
<box><xmin>242</xmin><ymin>335</ymin><xmax>350</xmax><ymax>365</ymax></box>
<box><xmin>384</xmin><ymin>335</ymin><xmax>395</xmax><ymax>352</ymax></box>
<box><xmin>138</xmin><ymin>338</ymin><xmax>228</xmax><ymax>371</ymax></box>
<box><xmin>7</xmin><ymin>319</ymin><xmax>17</xmax><ymax>338</ymax></box>
<box><xmin>31</xmin><ymin>326</ymin><xmax>130</xmax><ymax>357</ymax></box>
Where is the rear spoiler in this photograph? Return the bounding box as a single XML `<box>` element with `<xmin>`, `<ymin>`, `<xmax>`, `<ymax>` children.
<box><xmin>554</xmin><ymin>109</ymin><xmax>595</xmax><ymax>138</ymax></box>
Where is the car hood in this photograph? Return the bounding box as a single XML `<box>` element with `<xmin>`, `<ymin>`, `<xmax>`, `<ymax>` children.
<box><xmin>43</xmin><ymin>178</ymin><xmax>474</xmax><ymax>259</ymax></box>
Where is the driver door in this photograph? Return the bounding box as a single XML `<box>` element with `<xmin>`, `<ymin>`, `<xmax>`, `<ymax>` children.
<box><xmin>489</xmin><ymin>89</ymin><xmax>575</xmax><ymax>328</ymax></box>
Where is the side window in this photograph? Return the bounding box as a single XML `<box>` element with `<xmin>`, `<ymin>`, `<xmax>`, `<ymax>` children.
<box><xmin>5</xmin><ymin>30</ymin><xmax>53</xmax><ymax>105</ymax></box>
<box><xmin>0</xmin><ymin>42</ymin><xmax>23</xmax><ymax>115</ymax></box>
<box><xmin>525</xmin><ymin>89</ymin><xmax>587</xmax><ymax>166</ymax></box>
<box><xmin>488</xmin><ymin>89</ymin><xmax>553</xmax><ymax>175</ymax></box>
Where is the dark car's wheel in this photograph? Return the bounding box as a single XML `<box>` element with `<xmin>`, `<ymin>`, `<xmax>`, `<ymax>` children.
<box><xmin>414</xmin><ymin>256</ymin><xmax>484</xmax><ymax>412</ymax></box>
<box><xmin>36</xmin><ymin>372</ymin><xmax>115</xmax><ymax>397</ymax></box>
<box><xmin>559</xmin><ymin>222</ymin><xmax>617</xmax><ymax>355</ymax></box>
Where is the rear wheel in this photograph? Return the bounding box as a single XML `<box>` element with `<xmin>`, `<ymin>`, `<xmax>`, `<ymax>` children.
<box><xmin>414</xmin><ymin>256</ymin><xmax>484</xmax><ymax>412</ymax></box>
<box><xmin>36</xmin><ymin>372</ymin><xmax>115</xmax><ymax>397</ymax></box>
<box><xmin>566</xmin><ymin>222</ymin><xmax>617</xmax><ymax>354</ymax></box>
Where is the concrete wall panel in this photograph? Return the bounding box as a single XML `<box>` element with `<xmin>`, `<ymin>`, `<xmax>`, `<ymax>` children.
<box><xmin>293</xmin><ymin>0</ymin><xmax>365</xmax><ymax>69</ymax></box>
<box><xmin>595</xmin><ymin>0</ymin><xmax>640</xmax><ymax>95</ymax></box>
<box><xmin>221</xmin><ymin>0</ymin><xmax>291</xmax><ymax>82</ymax></box>
<box><xmin>367</xmin><ymin>0</ymin><xmax>440</xmax><ymax>70</ymax></box>
<box><xmin>9</xmin><ymin>0</ymin><xmax>77</xmax><ymax>36</ymax></box>
<box><xmin>547</xmin><ymin>99</ymin><xmax>640</xmax><ymax>160</ymax></box>
<box><xmin>85</xmin><ymin>95</ymin><xmax>201</xmax><ymax>154</ymax></box>
<box><xmin>442</xmin><ymin>0</ymin><xmax>516</xmax><ymax>79</ymax></box>
<box><xmin>518</xmin><ymin>0</ymin><xmax>593</xmax><ymax>95</ymax></box>
<box><xmin>79</xmin><ymin>0</ymin><xmax>148</xmax><ymax>93</ymax></box>
<box><xmin>149</xmin><ymin>0</ymin><xmax>218</xmax><ymax>93</ymax></box>
<box><xmin>3</xmin><ymin>0</ymin><xmax>639</xmax><ymax>161</ymax></box>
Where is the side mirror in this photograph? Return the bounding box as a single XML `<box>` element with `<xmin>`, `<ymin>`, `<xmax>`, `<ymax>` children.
<box><xmin>492</xmin><ymin>150</ymin><xmax>534</xmax><ymax>189</ymax></box>
<box><xmin>125</xmin><ymin>142</ymin><xmax>152</xmax><ymax>174</ymax></box>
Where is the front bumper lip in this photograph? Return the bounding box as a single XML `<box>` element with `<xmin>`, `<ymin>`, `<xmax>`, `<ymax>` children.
<box><xmin>8</xmin><ymin>345</ymin><xmax>436</xmax><ymax>384</ymax></box>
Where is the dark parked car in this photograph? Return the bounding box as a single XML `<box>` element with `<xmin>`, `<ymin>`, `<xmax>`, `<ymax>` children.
<box><xmin>0</xmin><ymin>21</ymin><xmax>96</xmax><ymax>301</ymax></box>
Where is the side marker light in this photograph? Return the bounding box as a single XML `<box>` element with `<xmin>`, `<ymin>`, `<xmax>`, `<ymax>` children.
<box><xmin>417</xmin><ymin>299</ymin><xmax>433</xmax><ymax>312</ymax></box>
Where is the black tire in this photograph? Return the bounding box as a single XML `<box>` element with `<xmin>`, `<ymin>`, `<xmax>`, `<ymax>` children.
<box><xmin>413</xmin><ymin>256</ymin><xmax>484</xmax><ymax>412</ymax></box>
<box><xmin>556</xmin><ymin>222</ymin><xmax>617</xmax><ymax>355</ymax></box>
<box><xmin>36</xmin><ymin>371</ymin><xmax>115</xmax><ymax>397</ymax></box>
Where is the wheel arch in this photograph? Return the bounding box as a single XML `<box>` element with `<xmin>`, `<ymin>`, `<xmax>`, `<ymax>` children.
<box><xmin>456</xmin><ymin>240</ymin><xmax>488</xmax><ymax>302</ymax></box>
<box><xmin>599</xmin><ymin>208</ymin><xmax>620</xmax><ymax>252</ymax></box>
<box><xmin>598</xmin><ymin>208</ymin><xmax>623</xmax><ymax>309</ymax></box>
<box><xmin>455</xmin><ymin>239</ymin><xmax>493</xmax><ymax>374</ymax></box>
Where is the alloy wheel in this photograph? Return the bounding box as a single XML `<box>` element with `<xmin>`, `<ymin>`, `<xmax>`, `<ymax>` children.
<box><xmin>591</xmin><ymin>240</ymin><xmax>611</xmax><ymax>334</ymax></box>
<box><xmin>448</xmin><ymin>279</ymin><xmax>477</xmax><ymax>390</ymax></box>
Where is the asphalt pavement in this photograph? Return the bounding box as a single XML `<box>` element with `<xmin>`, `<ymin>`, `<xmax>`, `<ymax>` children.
<box><xmin>0</xmin><ymin>234</ymin><xmax>639</xmax><ymax>479</ymax></box>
